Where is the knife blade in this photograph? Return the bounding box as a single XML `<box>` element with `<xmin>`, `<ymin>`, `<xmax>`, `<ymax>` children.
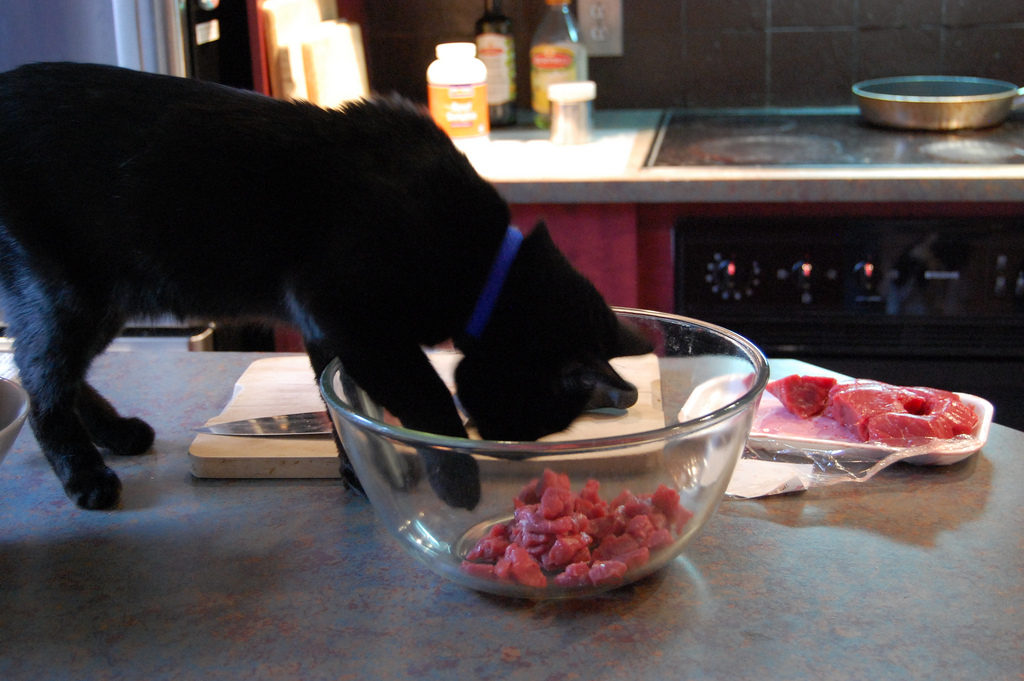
<box><xmin>194</xmin><ymin>411</ymin><xmax>334</xmax><ymax>437</ymax></box>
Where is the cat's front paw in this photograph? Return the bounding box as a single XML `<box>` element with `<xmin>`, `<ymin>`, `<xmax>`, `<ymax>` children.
<box><xmin>92</xmin><ymin>417</ymin><xmax>155</xmax><ymax>457</ymax></box>
<box><xmin>66</xmin><ymin>465</ymin><xmax>122</xmax><ymax>510</ymax></box>
<box><xmin>422</xmin><ymin>450</ymin><xmax>480</xmax><ymax>510</ymax></box>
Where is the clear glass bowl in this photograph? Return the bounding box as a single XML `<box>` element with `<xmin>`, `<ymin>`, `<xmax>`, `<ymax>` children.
<box><xmin>320</xmin><ymin>308</ymin><xmax>768</xmax><ymax>599</ymax></box>
<box><xmin>0</xmin><ymin>377</ymin><xmax>29</xmax><ymax>466</ymax></box>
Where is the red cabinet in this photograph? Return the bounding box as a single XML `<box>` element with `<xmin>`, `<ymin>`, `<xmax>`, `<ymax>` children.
<box><xmin>510</xmin><ymin>203</ymin><xmax>676</xmax><ymax>312</ymax></box>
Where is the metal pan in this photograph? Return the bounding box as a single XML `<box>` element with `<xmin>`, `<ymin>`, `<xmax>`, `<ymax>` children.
<box><xmin>852</xmin><ymin>75</ymin><xmax>1024</xmax><ymax>130</ymax></box>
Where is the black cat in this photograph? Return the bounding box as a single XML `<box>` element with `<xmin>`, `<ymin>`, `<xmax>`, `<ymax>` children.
<box><xmin>0</xmin><ymin>62</ymin><xmax>650</xmax><ymax>511</ymax></box>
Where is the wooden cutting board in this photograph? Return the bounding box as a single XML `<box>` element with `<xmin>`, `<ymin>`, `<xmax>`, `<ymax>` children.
<box><xmin>189</xmin><ymin>355</ymin><xmax>338</xmax><ymax>478</ymax></box>
<box><xmin>189</xmin><ymin>353</ymin><xmax>664</xmax><ymax>479</ymax></box>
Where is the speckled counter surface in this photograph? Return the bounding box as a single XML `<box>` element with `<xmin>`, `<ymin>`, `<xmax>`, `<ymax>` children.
<box><xmin>0</xmin><ymin>351</ymin><xmax>1021</xmax><ymax>681</ymax></box>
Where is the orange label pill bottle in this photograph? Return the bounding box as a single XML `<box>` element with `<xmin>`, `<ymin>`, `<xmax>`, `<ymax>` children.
<box><xmin>427</xmin><ymin>42</ymin><xmax>490</xmax><ymax>147</ymax></box>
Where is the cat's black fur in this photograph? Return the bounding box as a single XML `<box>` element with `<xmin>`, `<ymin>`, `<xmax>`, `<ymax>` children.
<box><xmin>0</xmin><ymin>62</ymin><xmax>651</xmax><ymax>510</ymax></box>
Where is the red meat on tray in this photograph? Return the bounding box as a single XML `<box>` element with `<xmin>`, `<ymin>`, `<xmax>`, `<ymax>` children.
<box><xmin>863</xmin><ymin>386</ymin><xmax>978</xmax><ymax>441</ymax></box>
<box><xmin>829</xmin><ymin>382</ymin><xmax>979</xmax><ymax>441</ymax></box>
<box><xmin>827</xmin><ymin>381</ymin><xmax>914</xmax><ymax>440</ymax></box>
<box><xmin>766</xmin><ymin>374</ymin><xmax>837</xmax><ymax>418</ymax></box>
<box><xmin>766</xmin><ymin>375</ymin><xmax>980</xmax><ymax>443</ymax></box>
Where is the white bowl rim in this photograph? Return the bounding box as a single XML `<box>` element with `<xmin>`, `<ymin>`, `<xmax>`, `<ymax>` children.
<box><xmin>319</xmin><ymin>307</ymin><xmax>769</xmax><ymax>460</ymax></box>
<box><xmin>0</xmin><ymin>376</ymin><xmax>30</xmax><ymax>437</ymax></box>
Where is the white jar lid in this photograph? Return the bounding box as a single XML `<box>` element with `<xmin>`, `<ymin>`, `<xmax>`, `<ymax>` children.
<box><xmin>548</xmin><ymin>81</ymin><xmax>597</xmax><ymax>103</ymax></box>
<box><xmin>436</xmin><ymin>42</ymin><xmax>477</xmax><ymax>60</ymax></box>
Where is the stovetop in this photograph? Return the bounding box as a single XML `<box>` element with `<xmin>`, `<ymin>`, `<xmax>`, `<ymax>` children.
<box><xmin>646</xmin><ymin>109</ymin><xmax>1024</xmax><ymax>167</ymax></box>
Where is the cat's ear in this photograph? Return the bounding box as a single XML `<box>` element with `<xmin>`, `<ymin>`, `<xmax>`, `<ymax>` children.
<box><xmin>527</xmin><ymin>220</ymin><xmax>553</xmax><ymax>244</ymax></box>
<box><xmin>614</xmin><ymin>319</ymin><xmax>654</xmax><ymax>357</ymax></box>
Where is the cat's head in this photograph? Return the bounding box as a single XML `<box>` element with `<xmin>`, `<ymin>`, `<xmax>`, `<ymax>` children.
<box><xmin>454</xmin><ymin>223</ymin><xmax>654</xmax><ymax>441</ymax></box>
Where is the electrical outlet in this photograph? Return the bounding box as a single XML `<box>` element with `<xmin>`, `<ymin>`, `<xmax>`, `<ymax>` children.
<box><xmin>577</xmin><ymin>0</ymin><xmax>623</xmax><ymax>57</ymax></box>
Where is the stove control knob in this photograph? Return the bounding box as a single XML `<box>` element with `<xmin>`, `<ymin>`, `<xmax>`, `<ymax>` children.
<box><xmin>792</xmin><ymin>260</ymin><xmax>813</xmax><ymax>290</ymax></box>
<box><xmin>708</xmin><ymin>256</ymin><xmax>740</xmax><ymax>300</ymax></box>
<box><xmin>705</xmin><ymin>254</ymin><xmax>760</xmax><ymax>301</ymax></box>
<box><xmin>789</xmin><ymin>260</ymin><xmax>815</xmax><ymax>304</ymax></box>
<box><xmin>854</xmin><ymin>260</ymin><xmax>877</xmax><ymax>292</ymax></box>
<box><xmin>995</xmin><ymin>274</ymin><xmax>1008</xmax><ymax>297</ymax></box>
<box><xmin>994</xmin><ymin>254</ymin><xmax>1009</xmax><ymax>297</ymax></box>
<box><xmin>717</xmin><ymin>258</ymin><xmax>738</xmax><ymax>286</ymax></box>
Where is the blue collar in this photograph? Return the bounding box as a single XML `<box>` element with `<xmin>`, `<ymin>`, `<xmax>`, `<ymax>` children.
<box><xmin>464</xmin><ymin>226</ymin><xmax>524</xmax><ymax>340</ymax></box>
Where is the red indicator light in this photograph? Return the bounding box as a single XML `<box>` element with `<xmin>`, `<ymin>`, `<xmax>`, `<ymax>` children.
<box><xmin>801</xmin><ymin>262</ymin><xmax>812</xmax><ymax>277</ymax></box>
<box><xmin>727</xmin><ymin>261</ymin><xmax>736</xmax><ymax>276</ymax></box>
<box><xmin>864</xmin><ymin>262</ymin><xmax>874</xmax><ymax>278</ymax></box>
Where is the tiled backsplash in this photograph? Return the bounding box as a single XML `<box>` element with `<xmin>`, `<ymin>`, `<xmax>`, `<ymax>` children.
<box><xmin>358</xmin><ymin>0</ymin><xmax>1024</xmax><ymax>109</ymax></box>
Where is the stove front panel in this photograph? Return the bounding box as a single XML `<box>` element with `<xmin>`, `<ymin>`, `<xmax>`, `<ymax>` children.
<box><xmin>674</xmin><ymin>216</ymin><xmax>1024</xmax><ymax>358</ymax></box>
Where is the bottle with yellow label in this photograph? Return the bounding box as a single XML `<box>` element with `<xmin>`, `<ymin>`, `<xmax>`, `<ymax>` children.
<box><xmin>530</xmin><ymin>0</ymin><xmax>587</xmax><ymax>128</ymax></box>
<box><xmin>427</xmin><ymin>42</ymin><xmax>490</xmax><ymax>146</ymax></box>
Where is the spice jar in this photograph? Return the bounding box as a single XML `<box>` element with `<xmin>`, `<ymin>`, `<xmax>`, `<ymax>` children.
<box><xmin>548</xmin><ymin>80</ymin><xmax>595</xmax><ymax>145</ymax></box>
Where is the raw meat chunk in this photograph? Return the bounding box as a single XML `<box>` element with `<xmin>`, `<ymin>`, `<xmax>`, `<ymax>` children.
<box><xmin>904</xmin><ymin>387</ymin><xmax>979</xmax><ymax>435</ymax></box>
<box><xmin>828</xmin><ymin>380</ymin><xmax>979</xmax><ymax>442</ymax></box>
<box><xmin>460</xmin><ymin>561</ymin><xmax>496</xmax><ymax>580</ymax></box>
<box><xmin>499</xmin><ymin>544</ymin><xmax>547</xmax><ymax>588</ymax></box>
<box><xmin>591</xmin><ymin>532</ymin><xmax>640</xmax><ymax>561</ymax></box>
<box><xmin>461</xmin><ymin>471</ymin><xmax>692</xmax><ymax>590</ymax></box>
<box><xmin>542</xmin><ymin>534</ymin><xmax>591</xmax><ymax>571</ymax></box>
<box><xmin>465</xmin><ymin>523</ymin><xmax>510</xmax><ymax>561</ymax></box>
<box><xmin>767</xmin><ymin>375</ymin><xmax>838</xmax><ymax>418</ymax></box>
<box><xmin>828</xmin><ymin>381</ymin><xmax>911</xmax><ymax>440</ymax></box>
<box><xmin>587</xmin><ymin>560</ymin><xmax>629</xmax><ymax>586</ymax></box>
<box><xmin>553</xmin><ymin>561</ymin><xmax>592</xmax><ymax>587</ymax></box>
<box><xmin>651</xmin><ymin>483</ymin><xmax>681</xmax><ymax>517</ymax></box>
<box><xmin>539</xmin><ymin>485</ymin><xmax>573</xmax><ymax>519</ymax></box>
<box><xmin>865</xmin><ymin>412</ymin><xmax>955</xmax><ymax>440</ymax></box>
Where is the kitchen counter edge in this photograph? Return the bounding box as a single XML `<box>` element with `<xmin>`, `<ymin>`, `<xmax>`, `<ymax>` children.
<box><xmin>473</xmin><ymin>109</ymin><xmax>1024</xmax><ymax>205</ymax></box>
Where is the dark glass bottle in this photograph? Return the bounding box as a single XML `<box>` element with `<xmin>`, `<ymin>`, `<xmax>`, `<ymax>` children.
<box><xmin>475</xmin><ymin>0</ymin><xmax>517</xmax><ymax>126</ymax></box>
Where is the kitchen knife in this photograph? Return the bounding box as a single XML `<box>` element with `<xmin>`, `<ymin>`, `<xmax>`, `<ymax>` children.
<box><xmin>194</xmin><ymin>411</ymin><xmax>334</xmax><ymax>437</ymax></box>
<box><xmin>193</xmin><ymin>394</ymin><xmax>626</xmax><ymax>437</ymax></box>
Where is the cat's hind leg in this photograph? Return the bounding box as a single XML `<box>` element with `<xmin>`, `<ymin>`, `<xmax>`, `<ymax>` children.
<box><xmin>77</xmin><ymin>381</ymin><xmax>155</xmax><ymax>457</ymax></box>
<box><xmin>6</xmin><ymin>296</ymin><xmax>132</xmax><ymax>509</ymax></box>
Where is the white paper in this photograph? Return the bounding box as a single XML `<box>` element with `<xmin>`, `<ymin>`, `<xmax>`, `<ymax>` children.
<box><xmin>725</xmin><ymin>458</ymin><xmax>814</xmax><ymax>498</ymax></box>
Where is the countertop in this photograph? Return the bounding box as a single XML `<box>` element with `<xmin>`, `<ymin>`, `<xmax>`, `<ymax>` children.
<box><xmin>467</xmin><ymin>110</ymin><xmax>1024</xmax><ymax>205</ymax></box>
<box><xmin>0</xmin><ymin>350</ymin><xmax>1021</xmax><ymax>680</ymax></box>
